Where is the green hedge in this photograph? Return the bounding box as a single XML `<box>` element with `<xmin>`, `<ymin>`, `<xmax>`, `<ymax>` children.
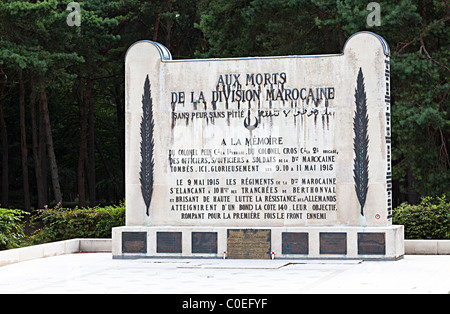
<box><xmin>0</xmin><ymin>209</ymin><xmax>27</xmax><ymax>250</ymax></box>
<box><xmin>30</xmin><ymin>203</ymin><xmax>125</xmax><ymax>244</ymax></box>
<box><xmin>4</xmin><ymin>197</ymin><xmax>450</xmax><ymax>248</ymax></box>
<box><xmin>393</xmin><ymin>196</ymin><xmax>450</xmax><ymax>239</ymax></box>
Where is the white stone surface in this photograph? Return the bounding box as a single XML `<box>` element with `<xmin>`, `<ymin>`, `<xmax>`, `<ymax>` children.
<box><xmin>0</xmin><ymin>239</ymin><xmax>111</xmax><ymax>266</ymax></box>
<box><xmin>113</xmin><ymin>225</ymin><xmax>404</xmax><ymax>260</ymax></box>
<box><xmin>125</xmin><ymin>32</ymin><xmax>393</xmax><ymax>228</ymax></box>
<box><xmin>0</xmin><ymin>253</ymin><xmax>449</xmax><ymax>294</ymax></box>
<box><xmin>405</xmin><ymin>240</ymin><xmax>450</xmax><ymax>255</ymax></box>
<box><xmin>0</xmin><ymin>239</ymin><xmax>442</xmax><ymax>268</ymax></box>
<box><xmin>117</xmin><ymin>31</ymin><xmax>402</xmax><ymax>260</ymax></box>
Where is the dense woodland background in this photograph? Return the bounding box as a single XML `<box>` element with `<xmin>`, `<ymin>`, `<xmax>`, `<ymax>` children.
<box><xmin>0</xmin><ymin>0</ymin><xmax>448</xmax><ymax>211</ymax></box>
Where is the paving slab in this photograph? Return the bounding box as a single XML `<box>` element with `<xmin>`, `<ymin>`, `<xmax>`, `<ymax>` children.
<box><xmin>0</xmin><ymin>253</ymin><xmax>449</xmax><ymax>294</ymax></box>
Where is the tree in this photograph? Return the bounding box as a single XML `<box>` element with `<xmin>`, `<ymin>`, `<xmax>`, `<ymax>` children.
<box><xmin>0</xmin><ymin>68</ymin><xmax>8</xmax><ymax>208</ymax></box>
<box><xmin>197</xmin><ymin>0</ymin><xmax>449</xmax><ymax>205</ymax></box>
<box><xmin>0</xmin><ymin>0</ymin><xmax>447</xmax><ymax>210</ymax></box>
<box><xmin>0</xmin><ymin>0</ymin><xmax>83</xmax><ymax>208</ymax></box>
<box><xmin>18</xmin><ymin>69</ymin><xmax>30</xmax><ymax>211</ymax></box>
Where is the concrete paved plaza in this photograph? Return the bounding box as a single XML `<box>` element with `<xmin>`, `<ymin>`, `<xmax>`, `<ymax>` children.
<box><xmin>0</xmin><ymin>253</ymin><xmax>449</xmax><ymax>294</ymax></box>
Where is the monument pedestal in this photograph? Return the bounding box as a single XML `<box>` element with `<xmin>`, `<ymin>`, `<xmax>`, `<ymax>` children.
<box><xmin>112</xmin><ymin>225</ymin><xmax>404</xmax><ymax>260</ymax></box>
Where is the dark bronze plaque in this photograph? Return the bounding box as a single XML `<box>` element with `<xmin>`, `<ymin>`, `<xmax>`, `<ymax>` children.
<box><xmin>122</xmin><ymin>232</ymin><xmax>147</xmax><ymax>253</ymax></box>
<box><xmin>320</xmin><ymin>232</ymin><xmax>347</xmax><ymax>254</ymax></box>
<box><xmin>282</xmin><ymin>232</ymin><xmax>309</xmax><ymax>254</ymax></box>
<box><xmin>227</xmin><ymin>229</ymin><xmax>271</xmax><ymax>259</ymax></box>
<box><xmin>157</xmin><ymin>232</ymin><xmax>182</xmax><ymax>253</ymax></box>
<box><xmin>192</xmin><ymin>232</ymin><xmax>217</xmax><ymax>254</ymax></box>
<box><xmin>358</xmin><ymin>233</ymin><xmax>386</xmax><ymax>255</ymax></box>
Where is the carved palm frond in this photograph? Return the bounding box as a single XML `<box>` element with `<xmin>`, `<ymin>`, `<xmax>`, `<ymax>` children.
<box><xmin>353</xmin><ymin>68</ymin><xmax>369</xmax><ymax>216</ymax></box>
<box><xmin>140</xmin><ymin>75</ymin><xmax>154</xmax><ymax>216</ymax></box>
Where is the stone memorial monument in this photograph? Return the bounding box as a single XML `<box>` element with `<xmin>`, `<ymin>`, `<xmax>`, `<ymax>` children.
<box><xmin>112</xmin><ymin>31</ymin><xmax>404</xmax><ymax>260</ymax></box>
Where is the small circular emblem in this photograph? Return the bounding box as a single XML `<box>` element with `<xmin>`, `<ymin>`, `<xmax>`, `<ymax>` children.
<box><xmin>244</xmin><ymin>115</ymin><xmax>259</xmax><ymax>130</ymax></box>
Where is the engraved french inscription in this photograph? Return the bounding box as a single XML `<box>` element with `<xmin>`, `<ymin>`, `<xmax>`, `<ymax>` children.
<box><xmin>227</xmin><ymin>229</ymin><xmax>271</xmax><ymax>259</ymax></box>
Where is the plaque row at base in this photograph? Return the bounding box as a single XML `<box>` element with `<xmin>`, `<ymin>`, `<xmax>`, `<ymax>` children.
<box><xmin>112</xmin><ymin>226</ymin><xmax>404</xmax><ymax>260</ymax></box>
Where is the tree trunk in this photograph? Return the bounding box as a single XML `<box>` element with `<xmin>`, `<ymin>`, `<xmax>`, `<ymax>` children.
<box><xmin>95</xmin><ymin>136</ymin><xmax>120</xmax><ymax>202</ymax></box>
<box><xmin>0</xmin><ymin>69</ymin><xmax>8</xmax><ymax>208</ymax></box>
<box><xmin>114</xmin><ymin>82</ymin><xmax>125</xmax><ymax>178</ymax></box>
<box><xmin>87</xmin><ymin>77</ymin><xmax>96</xmax><ymax>206</ymax></box>
<box><xmin>39</xmin><ymin>100</ymin><xmax>48</xmax><ymax>206</ymax></box>
<box><xmin>39</xmin><ymin>76</ymin><xmax>62</xmax><ymax>206</ymax></box>
<box><xmin>407</xmin><ymin>168</ymin><xmax>419</xmax><ymax>204</ymax></box>
<box><xmin>317</xmin><ymin>9</ymin><xmax>333</xmax><ymax>53</ymax></box>
<box><xmin>153</xmin><ymin>13</ymin><xmax>161</xmax><ymax>41</ymax></box>
<box><xmin>29</xmin><ymin>71</ymin><xmax>46</xmax><ymax>208</ymax></box>
<box><xmin>162</xmin><ymin>0</ymin><xmax>173</xmax><ymax>50</ymax></box>
<box><xmin>77</xmin><ymin>77</ymin><xmax>87</xmax><ymax>208</ymax></box>
<box><xmin>18</xmin><ymin>69</ymin><xmax>30</xmax><ymax>211</ymax></box>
